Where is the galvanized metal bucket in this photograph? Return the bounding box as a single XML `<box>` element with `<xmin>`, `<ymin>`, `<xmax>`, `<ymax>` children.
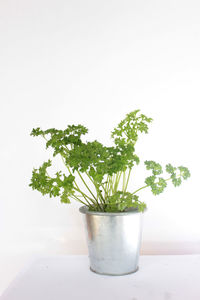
<box><xmin>79</xmin><ymin>206</ymin><xmax>145</xmax><ymax>276</ymax></box>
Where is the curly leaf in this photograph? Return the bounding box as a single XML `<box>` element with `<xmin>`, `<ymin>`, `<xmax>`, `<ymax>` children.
<box><xmin>145</xmin><ymin>160</ymin><xmax>163</xmax><ymax>175</ymax></box>
<box><xmin>145</xmin><ymin>176</ymin><xmax>167</xmax><ymax>195</ymax></box>
<box><xmin>106</xmin><ymin>191</ymin><xmax>146</xmax><ymax>212</ymax></box>
<box><xmin>111</xmin><ymin>110</ymin><xmax>153</xmax><ymax>147</ymax></box>
<box><xmin>29</xmin><ymin>161</ymin><xmax>75</xmax><ymax>201</ymax></box>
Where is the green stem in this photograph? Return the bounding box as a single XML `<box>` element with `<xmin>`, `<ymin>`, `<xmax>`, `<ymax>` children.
<box><xmin>122</xmin><ymin>171</ymin><xmax>126</xmax><ymax>192</ymax></box>
<box><xmin>132</xmin><ymin>177</ymin><xmax>173</xmax><ymax>195</ymax></box>
<box><xmin>70</xmin><ymin>194</ymin><xmax>91</xmax><ymax>208</ymax></box>
<box><xmin>101</xmin><ymin>184</ymin><xmax>108</xmax><ymax>199</ymax></box>
<box><xmin>60</xmin><ymin>155</ymin><xmax>95</xmax><ymax>205</ymax></box>
<box><xmin>61</xmin><ymin>156</ymin><xmax>80</xmax><ymax>190</ymax></box>
<box><xmin>108</xmin><ymin>175</ymin><xmax>113</xmax><ymax>195</ymax></box>
<box><xmin>132</xmin><ymin>185</ymin><xmax>148</xmax><ymax>195</ymax></box>
<box><xmin>124</xmin><ymin>168</ymin><xmax>131</xmax><ymax>192</ymax></box>
<box><xmin>105</xmin><ymin>175</ymin><xmax>109</xmax><ymax>196</ymax></box>
<box><xmin>77</xmin><ymin>171</ymin><xmax>97</xmax><ymax>201</ymax></box>
<box><xmin>42</xmin><ymin>135</ymin><xmax>48</xmax><ymax>142</ymax></box>
<box><xmin>73</xmin><ymin>187</ymin><xmax>97</xmax><ymax>206</ymax></box>
<box><xmin>114</xmin><ymin>171</ymin><xmax>122</xmax><ymax>193</ymax></box>
<box><xmin>107</xmin><ymin>176</ymin><xmax>110</xmax><ymax>195</ymax></box>
<box><xmin>109</xmin><ymin>175</ymin><xmax>113</xmax><ymax>194</ymax></box>
<box><xmin>77</xmin><ymin>171</ymin><xmax>102</xmax><ymax>210</ymax></box>
<box><xmin>86</xmin><ymin>172</ymin><xmax>104</xmax><ymax>203</ymax></box>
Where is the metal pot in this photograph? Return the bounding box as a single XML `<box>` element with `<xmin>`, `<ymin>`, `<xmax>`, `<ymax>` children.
<box><xmin>79</xmin><ymin>206</ymin><xmax>145</xmax><ymax>276</ymax></box>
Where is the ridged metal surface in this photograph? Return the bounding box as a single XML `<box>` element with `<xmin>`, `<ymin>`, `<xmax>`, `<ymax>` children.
<box><xmin>79</xmin><ymin>206</ymin><xmax>144</xmax><ymax>275</ymax></box>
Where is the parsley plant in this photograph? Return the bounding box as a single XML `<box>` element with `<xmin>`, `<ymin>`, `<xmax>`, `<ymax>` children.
<box><xmin>30</xmin><ymin>110</ymin><xmax>190</xmax><ymax>212</ymax></box>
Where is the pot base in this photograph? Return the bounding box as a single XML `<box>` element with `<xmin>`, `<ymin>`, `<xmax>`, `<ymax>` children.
<box><xmin>90</xmin><ymin>266</ymin><xmax>139</xmax><ymax>276</ymax></box>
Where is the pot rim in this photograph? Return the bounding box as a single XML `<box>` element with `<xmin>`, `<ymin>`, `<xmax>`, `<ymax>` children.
<box><xmin>79</xmin><ymin>205</ymin><xmax>146</xmax><ymax>216</ymax></box>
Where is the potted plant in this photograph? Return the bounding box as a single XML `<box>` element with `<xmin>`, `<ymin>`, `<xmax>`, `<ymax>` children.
<box><xmin>30</xmin><ymin>110</ymin><xmax>190</xmax><ymax>275</ymax></box>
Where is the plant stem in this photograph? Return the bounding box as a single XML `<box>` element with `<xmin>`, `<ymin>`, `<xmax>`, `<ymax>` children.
<box><xmin>124</xmin><ymin>168</ymin><xmax>132</xmax><ymax>192</ymax></box>
<box><xmin>77</xmin><ymin>174</ymin><xmax>102</xmax><ymax>210</ymax></box>
<box><xmin>102</xmin><ymin>186</ymin><xmax>108</xmax><ymax>200</ymax></box>
<box><xmin>113</xmin><ymin>171</ymin><xmax>122</xmax><ymax>193</ymax></box>
<box><xmin>61</xmin><ymin>155</ymin><xmax>102</xmax><ymax>210</ymax></box>
<box><xmin>122</xmin><ymin>171</ymin><xmax>126</xmax><ymax>192</ymax></box>
<box><xmin>77</xmin><ymin>171</ymin><xmax>97</xmax><ymax>201</ymax></box>
<box><xmin>60</xmin><ymin>156</ymin><xmax>80</xmax><ymax>190</ymax></box>
<box><xmin>70</xmin><ymin>195</ymin><xmax>91</xmax><ymax>208</ymax></box>
<box><xmin>109</xmin><ymin>175</ymin><xmax>113</xmax><ymax>194</ymax></box>
<box><xmin>60</xmin><ymin>155</ymin><xmax>96</xmax><ymax>207</ymax></box>
<box><xmin>108</xmin><ymin>175</ymin><xmax>113</xmax><ymax>195</ymax></box>
<box><xmin>105</xmin><ymin>175</ymin><xmax>109</xmax><ymax>196</ymax></box>
<box><xmin>86</xmin><ymin>172</ymin><xmax>102</xmax><ymax>199</ymax></box>
<box><xmin>132</xmin><ymin>177</ymin><xmax>173</xmax><ymax>195</ymax></box>
<box><xmin>132</xmin><ymin>185</ymin><xmax>148</xmax><ymax>195</ymax></box>
<box><xmin>85</xmin><ymin>172</ymin><xmax>105</xmax><ymax>209</ymax></box>
<box><xmin>73</xmin><ymin>187</ymin><xmax>97</xmax><ymax>206</ymax></box>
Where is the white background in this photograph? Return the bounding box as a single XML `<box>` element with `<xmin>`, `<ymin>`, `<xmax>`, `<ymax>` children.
<box><xmin>0</xmin><ymin>0</ymin><xmax>200</xmax><ymax>294</ymax></box>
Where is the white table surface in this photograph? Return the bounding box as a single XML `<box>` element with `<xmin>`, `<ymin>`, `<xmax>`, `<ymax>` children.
<box><xmin>1</xmin><ymin>255</ymin><xmax>200</xmax><ymax>300</ymax></box>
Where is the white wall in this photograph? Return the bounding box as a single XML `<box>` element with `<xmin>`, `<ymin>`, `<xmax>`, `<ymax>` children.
<box><xmin>0</xmin><ymin>0</ymin><xmax>200</xmax><ymax>283</ymax></box>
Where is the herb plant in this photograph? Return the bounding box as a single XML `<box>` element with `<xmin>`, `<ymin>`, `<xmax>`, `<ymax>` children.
<box><xmin>30</xmin><ymin>110</ymin><xmax>190</xmax><ymax>212</ymax></box>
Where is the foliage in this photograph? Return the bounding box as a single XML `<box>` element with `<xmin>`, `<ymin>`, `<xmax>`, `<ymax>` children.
<box><xmin>105</xmin><ymin>192</ymin><xmax>146</xmax><ymax>212</ymax></box>
<box><xmin>30</xmin><ymin>160</ymin><xmax>75</xmax><ymax>203</ymax></box>
<box><xmin>30</xmin><ymin>110</ymin><xmax>190</xmax><ymax>212</ymax></box>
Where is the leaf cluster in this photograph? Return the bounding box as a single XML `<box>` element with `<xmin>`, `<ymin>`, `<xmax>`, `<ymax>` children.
<box><xmin>144</xmin><ymin>160</ymin><xmax>190</xmax><ymax>195</ymax></box>
<box><xmin>66</xmin><ymin>142</ymin><xmax>139</xmax><ymax>183</ymax></box>
<box><xmin>166</xmin><ymin>163</ymin><xmax>191</xmax><ymax>187</ymax></box>
<box><xmin>105</xmin><ymin>192</ymin><xmax>146</xmax><ymax>212</ymax></box>
<box><xmin>111</xmin><ymin>110</ymin><xmax>153</xmax><ymax>147</ymax></box>
<box><xmin>29</xmin><ymin>160</ymin><xmax>75</xmax><ymax>203</ymax></box>
<box><xmin>31</xmin><ymin>125</ymin><xmax>88</xmax><ymax>156</ymax></box>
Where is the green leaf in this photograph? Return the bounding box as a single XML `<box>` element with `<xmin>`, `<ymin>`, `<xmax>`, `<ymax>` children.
<box><xmin>171</xmin><ymin>174</ymin><xmax>182</xmax><ymax>187</ymax></box>
<box><xmin>61</xmin><ymin>192</ymin><xmax>71</xmax><ymax>203</ymax></box>
<box><xmin>178</xmin><ymin>166</ymin><xmax>191</xmax><ymax>180</ymax></box>
<box><xmin>29</xmin><ymin>161</ymin><xmax>75</xmax><ymax>201</ymax></box>
<box><xmin>165</xmin><ymin>164</ymin><xmax>190</xmax><ymax>187</ymax></box>
<box><xmin>145</xmin><ymin>160</ymin><xmax>163</xmax><ymax>175</ymax></box>
<box><xmin>166</xmin><ymin>163</ymin><xmax>176</xmax><ymax>174</ymax></box>
<box><xmin>105</xmin><ymin>191</ymin><xmax>146</xmax><ymax>212</ymax></box>
<box><xmin>111</xmin><ymin>110</ymin><xmax>153</xmax><ymax>148</ymax></box>
<box><xmin>145</xmin><ymin>176</ymin><xmax>167</xmax><ymax>195</ymax></box>
<box><xmin>30</xmin><ymin>127</ymin><xmax>43</xmax><ymax>137</ymax></box>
